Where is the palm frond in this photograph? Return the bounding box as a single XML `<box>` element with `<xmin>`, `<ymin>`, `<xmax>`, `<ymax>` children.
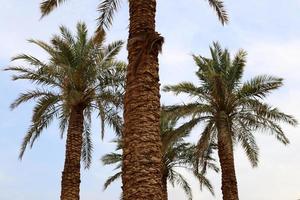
<box><xmin>103</xmin><ymin>171</ymin><xmax>122</xmax><ymax>190</ymax></box>
<box><xmin>168</xmin><ymin>170</ymin><xmax>193</xmax><ymax>200</ymax></box>
<box><xmin>19</xmin><ymin>104</ymin><xmax>57</xmax><ymax>159</ymax></box>
<box><xmin>234</xmin><ymin>122</ymin><xmax>259</xmax><ymax>167</ymax></box>
<box><xmin>102</xmin><ymin>152</ymin><xmax>122</xmax><ymax>166</ymax></box>
<box><xmin>10</xmin><ymin>90</ymin><xmax>58</xmax><ymax>110</ymax></box>
<box><xmin>195</xmin><ymin>172</ymin><xmax>215</xmax><ymax>195</ymax></box>
<box><xmin>59</xmin><ymin>25</ymin><xmax>75</xmax><ymax>45</ymax></box>
<box><xmin>164</xmin><ymin>103</ymin><xmax>212</xmax><ymax>120</ymax></box>
<box><xmin>195</xmin><ymin>121</ymin><xmax>215</xmax><ymax>169</ymax></box>
<box><xmin>97</xmin><ymin>0</ymin><xmax>122</xmax><ymax>30</ymax></box>
<box><xmin>31</xmin><ymin>95</ymin><xmax>60</xmax><ymax>123</ymax></box>
<box><xmin>227</xmin><ymin>49</ymin><xmax>247</xmax><ymax>88</ymax></box>
<box><xmin>244</xmin><ymin>99</ymin><xmax>297</xmax><ymax>126</ymax></box>
<box><xmin>11</xmin><ymin>54</ymin><xmax>48</xmax><ymax>68</ymax></box>
<box><xmin>105</xmin><ymin>110</ymin><xmax>123</xmax><ymax>136</ymax></box>
<box><xmin>162</xmin><ymin>117</ymin><xmax>201</xmax><ymax>152</ymax></box>
<box><xmin>40</xmin><ymin>0</ymin><xmax>68</xmax><ymax>17</ymax></box>
<box><xmin>82</xmin><ymin>117</ymin><xmax>93</xmax><ymax>169</ymax></box>
<box><xmin>238</xmin><ymin>75</ymin><xmax>283</xmax><ymax>99</ymax></box>
<box><xmin>97</xmin><ymin>40</ymin><xmax>124</xmax><ymax>67</ymax></box>
<box><xmin>5</xmin><ymin>66</ymin><xmax>61</xmax><ymax>87</ymax></box>
<box><xmin>163</xmin><ymin>82</ymin><xmax>200</xmax><ymax>97</ymax></box>
<box><xmin>206</xmin><ymin>0</ymin><xmax>228</xmax><ymax>25</ymax></box>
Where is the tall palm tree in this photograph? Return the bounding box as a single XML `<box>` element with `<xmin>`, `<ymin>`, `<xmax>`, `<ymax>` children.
<box><xmin>101</xmin><ymin>112</ymin><xmax>218</xmax><ymax>200</ymax></box>
<box><xmin>163</xmin><ymin>42</ymin><xmax>298</xmax><ymax>200</ymax></box>
<box><xmin>6</xmin><ymin>22</ymin><xmax>126</xmax><ymax>200</ymax></box>
<box><xmin>38</xmin><ymin>1</ymin><xmax>228</xmax><ymax>199</ymax></box>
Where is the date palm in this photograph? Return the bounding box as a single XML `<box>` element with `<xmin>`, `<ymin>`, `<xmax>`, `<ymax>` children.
<box><xmin>6</xmin><ymin>22</ymin><xmax>126</xmax><ymax>200</ymax></box>
<box><xmin>163</xmin><ymin>42</ymin><xmax>297</xmax><ymax>200</ymax></box>
<box><xmin>38</xmin><ymin>0</ymin><xmax>228</xmax><ymax>199</ymax></box>
<box><xmin>102</xmin><ymin>112</ymin><xmax>218</xmax><ymax>200</ymax></box>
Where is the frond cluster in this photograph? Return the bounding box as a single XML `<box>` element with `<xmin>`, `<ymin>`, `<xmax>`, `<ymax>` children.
<box><xmin>164</xmin><ymin>42</ymin><xmax>297</xmax><ymax>168</ymax></box>
<box><xmin>6</xmin><ymin>23</ymin><xmax>126</xmax><ymax>168</ymax></box>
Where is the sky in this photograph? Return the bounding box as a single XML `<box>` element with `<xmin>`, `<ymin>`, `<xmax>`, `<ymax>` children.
<box><xmin>0</xmin><ymin>0</ymin><xmax>300</xmax><ymax>200</ymax></box>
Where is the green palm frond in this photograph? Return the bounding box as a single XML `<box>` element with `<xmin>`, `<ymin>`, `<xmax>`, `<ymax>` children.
<box><xmin>40</xmin><ymin>0</ymin><xmax>68</xmax><ymax>17</ymax></box>
<box><xmin>97</xmin><ymin>99</ymin><xmax>123</xmax><ymax>139</ymax></box>
<box><xmin>82</xmin><ymin>115</ymin><xmax>93</xmax><ymax>169</ymax></box>
<box><xmin>162</xmin><ymin>117</ymin><xmax>201</xmax><ymax>151</ymax></box>
<box><xmin>195</xmin><ymin>172</ymin><xmax>215</xmax><ymax>195</ymax></box>
<box><xmin>206</xmin><ymin>0</ymin><xmax>229</xmax><ymax>25</ymax></box>
<box><xmin>10</xmin><ymin>90</ymin><xmax>58</xmax><ymax>110</ymax></box>
<box><xmin>104</xmin><ymin>171</ymin><xmax>122</xmax><ymax>190</ymax></box>
<box><xmin>11</xmin><ymin>54</ymin><xmax>48</xmax><ymax>68</ymax></box>
<box><xmin>164</xmin><ymin>103</ymin><xmax>212</xmax><ymax>120</ymax></box>
<box><xmin>199</xmin><ymin>143</ymin><xmax>219</xmax><ymax>174</ymax></box>
<box><xmin>31</xmin><ymin>95</ymin><xmax>60</xmax><ymax>123</ymax></box>
<box><xmin>59</xmin><ymin>25</ymin><xmax>76</xmax><ymax>45</ymax></box>
<box><xmin>242</xmin><ymin>99</ymin><xmax>297</xmax><ymax>126</ymax></box>
<box><xmin>5</xmin><ymin>66</ymin><xmax>61</xmax><ymax>87</ymax></box>
<box><xmin>97</xmin><ymin>40</ymin><xmax>124</xmax><ymax>67</ymax></box>
<box><xmin>19</xmin><ymin>104</ymin><xmax>57</xmax><ymax>159</ymax></box>
<box><xmin>196</xmin><ymin>120</ymin><xmax>215</xmax><ymax>160</ymax></box>
<box><xmin>234</xmin><ymin>122</ymin><xmax>259</xmax><ymax>167</ymax></box>
<box><xmin>102</xmin><ymin>152</ymin><xmax>122</xmax><ymax>165</ymax></box>
<box><xmin>168</xmin><ymin>170</ymin><xmax>192</xmax><ymax>200</ymax></box>
<box><xmin>59</xmin><ymin>111</ymin><xmax>69</xmax><ymax>138</ymax></box>
<box><xmin>105</xmin><ymin>110</ymin><xmax>123</xmax><ymax>136</ymax></box>
<box><xmin>97</xmin><ymin>0</ymin><xmax>122</xmax><ymax>30</ymax></box>
<box><xmin>227</xmin><ymin>49</ymin><xmax>247</xmax><ymax>88</ymax></box>
<box><xmin>238</xmin><ymin>75</ymin><xmax>283</xmax><ymax>99</ymax></box>
<box><xmin>163</xmin><ymin>82</ymin><xmax>200</xmax><ymax>97</ymax></box>
<box><xmin>28</xmin><ymin>39</ymin><xmax>57</xmax><ymax>58</ymax></box>
<box><xmin>237</xmin><ymin>112</ymin><xmax>289</xmax><ymax>144</ymax></box>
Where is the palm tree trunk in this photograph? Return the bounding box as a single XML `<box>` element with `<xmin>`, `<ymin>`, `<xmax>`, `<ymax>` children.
<box><xmin>217</xmin><ymin>113</ymin><xmax>239</xmax><ymax>200</ymax></box>
<box><xmin>122</xmin><ymin>0</ymin><xmax>164</xmax><ymax>199</ymax></box>
<box><xmin>60</xmin><ymin>105</ymin><xmax>84</xmax><ymax>200</ymax></box>
<box><xmin>162</xmin><ymin>175</ymin><xmax>168</xmax><ymax>200</ymax></box>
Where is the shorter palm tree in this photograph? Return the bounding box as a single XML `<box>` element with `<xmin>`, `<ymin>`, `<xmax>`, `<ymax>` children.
<box><xmin>101</xmin><ymin>112</ymin><xmax>218</xmax><ymax>200</ymax></box>
<box><xmin>163</xmin><ymin>42</ymin><xmax>297</xmax><ymax>200</ymax></box>
<box><xmin>6</xmin><ymin>22</ymin><xmax>126</xmax><ymax>200</ymax></box>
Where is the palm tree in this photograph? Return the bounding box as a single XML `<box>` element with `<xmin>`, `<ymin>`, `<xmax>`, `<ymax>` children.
<box><xmin>6</xmin><ymin>22</ymin><xmax>126</xmax><ymax>200</ymax></box>
<box><xmin>38</xmin><ymin>0</ymin><xmax>228</xmax><ymax>198</ymax></box>
<box><xmin>101</xmin><ymin>112</ymin><xmax>218</xmax><ymax>200</ymax></box>
<box><xmin>163</xmin><ymin>42</ymin><xmax>298</xmax><ymax>200</ymax></box>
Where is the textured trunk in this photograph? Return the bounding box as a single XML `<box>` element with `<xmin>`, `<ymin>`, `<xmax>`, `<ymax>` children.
<box><xmin>60</xmin><ymin>105</ymin><xmax>84</xmax><ymax>200</ymax></box>
<box><xmin>216</xmin><ymin>112</ymin><xmax>239</xmax><ymax>200</ymax></box>
<box><xmin>122</xmin><ymin>0</ymin><xmax>164</xmax><ymax>199</ymax></box>
<box><xmin>162</xmin><ymin>175</ymin><xmax>168</xmax><ymax>200</ymax></box>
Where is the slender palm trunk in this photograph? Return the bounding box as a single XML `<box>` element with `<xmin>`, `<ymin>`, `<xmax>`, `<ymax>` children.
<box><xmin>122</xmin><ymin>0</ymin><xmax>164</xmax><ymax>199</ymax></box>
<box><xmin>216</xmin><ymin>113</ymin><xmax>239</xmax><ymax>200</ymax></box>
<box><xmin>60</xmin><ymin>105</ymin><xmax>84</xmax><ymax>200</ymax></box>
<box><xmin>162</xmin><ymin>175</ymin><xmax>168</xmax><ymax>200</ymax></box>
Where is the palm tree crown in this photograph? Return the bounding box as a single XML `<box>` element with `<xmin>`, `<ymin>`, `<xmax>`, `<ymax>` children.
<box><xmin>6</xmin><ymin>22</ymin><xmax>125</xmax><ymax>167</ymax></box>
<box><xmin>163</xmin><ymin>42</ymin><xmax>297</xmax><ymax>200</ymax></box>
<box><xmin>164</xmin><ymin>42</ymin><xmax>297</xmax><ymax>166</ymax></box>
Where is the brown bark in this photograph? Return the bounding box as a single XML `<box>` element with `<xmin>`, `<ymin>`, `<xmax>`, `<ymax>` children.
<box><xmin>122</xmin><ymin>0</ymin><xmax>164</xmax><ymax>199</ymax></box>
<box><xmin>162</xmin><ymin>174</ymin><xmax>168</xmax><ymax>200</ymax></box>
<box><xmin>60</xmin><ymin>105</ymin><xmax>84</xmax><ymax>200</ymax></box>
<box><xmin>216</xmin><ymin>112</ymin><xmax>239</xmax><ymax>200</ymax></box>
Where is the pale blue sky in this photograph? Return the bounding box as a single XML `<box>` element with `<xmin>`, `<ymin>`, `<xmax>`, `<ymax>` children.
<box><xmin>0</xmin><ymin>1</ymin><xmax>300</xmax><ymax>200</ymax></box>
